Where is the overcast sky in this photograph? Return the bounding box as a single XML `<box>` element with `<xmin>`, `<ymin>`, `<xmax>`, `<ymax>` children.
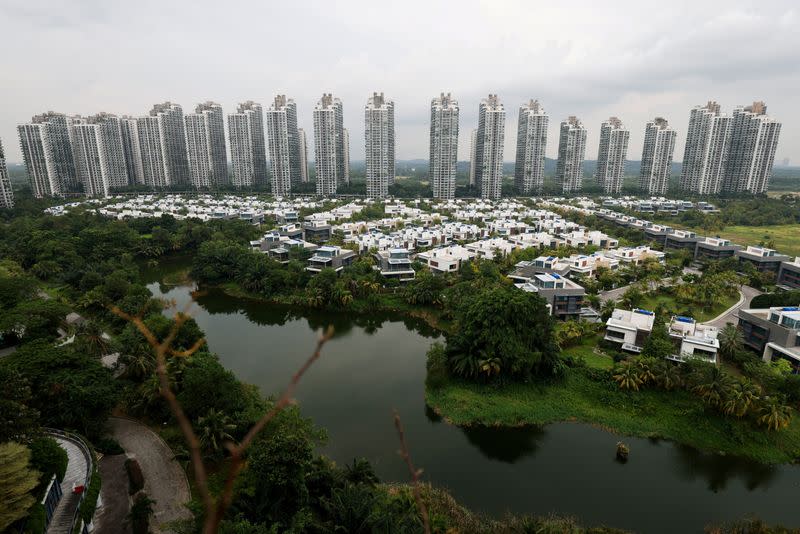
<box><xmin>1</xmin><ymin>0</ymin><xmax>798</xmax><ymax>164</ymax></box>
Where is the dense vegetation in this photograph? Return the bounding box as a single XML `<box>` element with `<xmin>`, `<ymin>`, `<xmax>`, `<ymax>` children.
<box><xmin>2</xmin><ymin>196</ymin><xmax>799</xmax><ymax>532</ymax></box>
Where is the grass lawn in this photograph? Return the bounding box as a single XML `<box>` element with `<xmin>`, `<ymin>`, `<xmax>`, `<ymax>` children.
<box><xmin>711</xmin><ymin>224</ymin><xmax>800</xmax><ymax>259</ymax></box>
<box><xmin>638</xmin><ymin>291</ymin><xmax>739</xmax><ymax>323</ymax></box>
<box><xmin>562</xmin><ymin>335</ymin><xmax>614</xmax><ymax>370</ymax></box>
<box><xmin>426</xmin><ymin>370</ymin><xmax>800</xmax><ymax>464</ymax></box>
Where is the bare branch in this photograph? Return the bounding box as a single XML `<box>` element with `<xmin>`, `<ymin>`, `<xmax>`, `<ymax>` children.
<box><xmin>207</xmin><ymin>325</ymin><xmax>335</xmax><ymax>533</ymax></box>
<box><xmin>393</xmin><ymin>410</ymin><xmax>431</xmax><ymax>534</ymax></box>
<box><xmin>112</xmin><ymin>303</ymin><xmax>332</xmax><ymax>534</ymax></box>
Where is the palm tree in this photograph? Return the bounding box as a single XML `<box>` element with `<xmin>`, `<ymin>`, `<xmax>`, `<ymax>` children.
<box><xmin>122</xmin><ymin>351</ymin><xmax>156</xmax><ymax>381</ymax></box>
<box><xmin>76</xmin><ymin>321</ymin><xmax>111</xmax><ymax>357</ymax></box>
<box><xmin>655</xmin><ymin>361</ymin><xmax>682</xmax><ymax>391</ymax></box>
<box><xmin>600</xmin><ymin>299</ymin><xmax>617</xmax><ymax>321</ymax></box>
<box><xmin>478</xmin><ymin>356</ymin><xmax>502</xmax><ymax>378</ymax></box>
<box><xmin>636</xmin><ymin>357</ymin><xmax>658</xmax><ymax>385</ymax></box>
<box><xmin>756</xmin><ymin>396</ymin><xmax>793</xmax><ymax>431</ymax></box>
<box><xmin>692</xmin><ymin>366</ymin><xmax>735</xmax><ymax>408</ymax></box>
<box><xmin>450</xmin><ymin>352</ymin><xmax>479</xmax><ymax>379</ymax></box>
<box><xmin>718</xmin><ymin>323</ymin><xmax>744</xmax><ymax>364</ymax></box>
<box><xmin>723</xmin><ymin>379</ymin><xmax>761</xmax><ymax>418</ymax></box>
<box><xmin>197</xmin><ymin>408</ymin><xmax>236</xmax><ymax>455</ymax></box>
<box><xmin>613</xmin><ymin>361</ymin><xmax>643</xmax><ymax>391</ymax></box>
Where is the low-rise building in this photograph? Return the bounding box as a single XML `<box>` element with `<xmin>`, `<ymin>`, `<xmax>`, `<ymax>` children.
<box><xmin>465</xmin><ymin>237</ymin><xmax>520</xmax><ymax>260</ymax></box>
<box><xmin>608</xmin><ymin>246</ymin><xmax>665</xmax><ymax>265</ymax></box>
<box><xmin>417</xmin><ymin>245</ymin><xmax>476</xmax><ymax>274</ymax></box>
<box><xmin>513</xmin><ymin>273</ymin><xmax>586</xmax><ymax>319</ymax></box>
<box><xmin>303</xmin><ymin>220</ymin><xmax>332</xmax><ymax>243</ymax></box>
<box><xmin>738</xmin><ymin>306</ymin><xmax>800</xmax><ymax>370</ymax></box>
<box><xmin>666</xmin><ymin>316</ymin><xmax>719</xmax><ymax>364</ymax></box>
<box><xmin>664</xmin><ymin>229</ymin><xmax>701</xmax><ymax>254</ymax></box>
<box><xmin>777</xmin><ymin>258</ymin><xmax>800</xmax><ymax>290</ymax></box>
<box><xmin>306</xmin><ymin>245</ymin><xmax>356</xmax><ymax>273</ymax></box>
<box><xmin>604</xmin><ymin>308</ymin><xmax>656</xmax><ymax>352</ymax></box>
<box><xmin>695</xmin><ymin>237</ymin><xmax>742</xmax><ymax>261</ymax></box>
<box><xmin>643</xmin><ymin>224</ymin><xmax>672</xmax><ymax>246</ymax></box>
<box><xmin>736</xmin><ymin>246</ymin><xmax>790</xmax><ymax>274</ymax></box>
<box><xmin>374</xmin><ymin>248</ymin><xmax>415</xmax><ymax>282</ymax></box>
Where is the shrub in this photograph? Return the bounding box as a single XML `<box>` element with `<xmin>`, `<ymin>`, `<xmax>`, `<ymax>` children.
<box><xmin>28</xmin><ymin>437</ymin><xmax>68</xmax><ymax>488</ymax></box>
<box><xmin>94</xmin><ymin>437</ymin><xmax>125</xmax><ymax>456</ymax></box>
<box><xmin>425</xmin><ymin>343</ymin><xmax>448</xmax><ymax>390</ymax></box>
<box><xmin>22</xmin><ymin>503</ymin><xmax>45</xmax><ymax>534</ymax></box>
<box><xmin>125</xmin><ymin>458</ymin><xmax>145</xmax><ymax>495</ymax></box>
<box><xmin>78</xmin><ymin>469</ymin><xmax>101</xmax><ymax>524</ymax></box>
<box><xmin>128</xmin><ymin>492</ymin><xmax>155</xmax><ymax>534</ymax></box>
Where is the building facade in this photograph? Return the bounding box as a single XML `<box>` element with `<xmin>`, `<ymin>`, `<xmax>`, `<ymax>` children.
<box><xmin>514</xmin><ymin>99</ymin><xmax>548</xmax><ymax>195</ymax></box>
<box><xmin>468</xmin><ymin>129</ymin><xmax>477</xmax><ymax>187</ymax></box>
<box><xmin>680</xmin><ymin>101</ymin><xmax>731</xmax><ymax>195</ymax></box>
<box><xmin>555</xmin><ymin>116</ymin><xmax>587</xmax><ymax>193</ymax></box>
<box><xmin>724</xmin><ymin>101</ymin><xmax>781</xmax><ymax>194</ymax></box>
<box><xmin>69</xmin><ymin>118</ymin><xmax>108</xmax><ymax>197</ymax></box>
<box><xmin>364</xmin><ymin>92</ymin><xmax>395</xmax><ymax>198</ymax></box>
<box><xmin>18</xmin><ymin>112</ymin><xmax>78</xmax><ymax>197</ymax></box>
<box><xmin>266</xmin><ymin>95</ymin><xmax>302</xmax><ymax>196</ymax></box>
<box><xmin>228</xmin><ymin>101</ymin><xmax>268</xmax><ymax>189</ymax></box>
<box><xmin>0</xmin><ymin>138</ymin><xmax>13</xmax><ymax>208</ymax></box>
<box><xmin>342</xmin><ymin>128</ymin><xmax>350</xmax><ymax>183</ymax></box>
<box><xmin>313</xmin><ymin>94</ymin><xmax>347</xmax><ymax>195</ymax></box>
<box><xmin>137</xmin><ymin>115</ymin><xmax>168</xmax><ymax>187</ymax></box>
<box><xmin>185</xmin><ymin>101</ymin><xmax>227</xmax><ymax>188</ymax></box>
<box><xmin>475</xmin><ymin>94</ymin><xmax>505</xmax><ymax>200</ymax></box>
<box><xmin>298</xmin><ymin>128</ymin><xmax>309</xmax><ymax>184</ymax></box>
<box><xmin>595</xmin><ymin>117</ymin><xmax>630</xmax><ymax>195</ymax></box>
<box><xmin>149</xmin><ymin>102</ymin><xmax>190</xmax><ymax>186</ymax></box>
<box><xmin>120</xmin><ymin>116</ymin><xmax>145</xmax><ymax>185</ymax></box>
<box><xmin>639</xmin><ymin>117</ymin><xmax>677</xmax><ymax>195</ymax></box>
<box><xmin>429</xmin><ymin>93</ymin><xmax>459</xmax><ymax>199</ymax></box>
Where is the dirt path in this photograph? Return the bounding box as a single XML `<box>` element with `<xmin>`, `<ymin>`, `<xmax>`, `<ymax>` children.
<box><xmin>109</xmin><ymin>417</ymin><xmax>191</xmax><ymax>533</ymax></box>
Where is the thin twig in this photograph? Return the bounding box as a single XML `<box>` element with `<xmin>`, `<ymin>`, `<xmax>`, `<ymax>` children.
<box><xmin>393</xmin><ymin>410</ymin><xmax>431</xmax><ymax>534</ymax></box>
<box><xmin>111</xmin><ymin>303</ymin><xmax>332</xmax><ymax>534</ymax></box>
<box><xmin>208</xmin><ymin>325</ymin><xmax>334</xmax><ymax>533</ymax></box>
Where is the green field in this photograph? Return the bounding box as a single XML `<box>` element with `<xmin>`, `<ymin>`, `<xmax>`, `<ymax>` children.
<box><xmin>711</xmin><ymin>224</ymin><xmax>800</xmax><ymax>259</ymax></box>
<box><xmin>426</xmin><ymin>370</ymin><xmax>800</xmax><ymax>464</ymax></box>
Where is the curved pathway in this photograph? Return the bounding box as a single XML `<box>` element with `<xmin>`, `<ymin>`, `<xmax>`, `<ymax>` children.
<box><xmin>704</xmin><ymin>285</ymin><xmax>762</xmax><ymax>329</ymax></box>
<box><xmin>107</xmin><ymin>417</ymin><xmax>191</xmax><ymax>533</ymax></box>
<box><xmin>46</xmin><ymin>435</ymin><xmax>90</xmax><ymax>534</ymax></box>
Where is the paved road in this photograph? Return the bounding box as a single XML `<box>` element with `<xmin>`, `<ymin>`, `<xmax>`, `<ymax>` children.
<box><xmin>704</xmin><ymin>285</ymin><xmax>762</xmax><ymax>329</ymax></box>
<box><xmin>109</xmin><ymin>417</ymin><xmax>191</xmax><ymax>533</ymax></box>
<box><xmin>46</xmin><ymin>436</ymin><xmax>90</xmax><ymax>534</ymax></box>
<box><xmin>93</xmin><ymin>454</ymin><xmax>132</xmax><ymax>534</ymax></box>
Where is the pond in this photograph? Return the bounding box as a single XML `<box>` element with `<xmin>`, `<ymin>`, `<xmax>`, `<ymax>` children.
<box><xmin>143</xmin><ymin>261</ymin><xmax>800</xmax><ymax>533</ymax></box>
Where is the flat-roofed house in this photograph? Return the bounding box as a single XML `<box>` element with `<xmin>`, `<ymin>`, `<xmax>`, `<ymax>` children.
<box><xmin>736</xmin><ymin>246</ymin><xmax>790</xmax><ymax>274</ymax></box>
<box><xmin>666</xmin><ymin>315</ymin><xmax>719</xmax><ymax>364</ymax></box>
<box><xmin>695</xmin><ymin>237</ymin><xmax>742</xmax><ymax>261</ymax></box>
<box><xmin>373</xmin><ymin>248</ymin><xmax>415</xmax><ymax>282</ymax></box>
<box><xmin>738</xmin><ymin>306</ymin><xmax>800</xmax><ymax>371</ymax></box>
<box><xmin>306</xmin><ymin>245</ymin><xmax>356</xmax><ymax>273</ymax></box>
<box><xmin>604</xmin><ymin>308</ymin><xmax>656</xmax><ymax>352</ymax></box>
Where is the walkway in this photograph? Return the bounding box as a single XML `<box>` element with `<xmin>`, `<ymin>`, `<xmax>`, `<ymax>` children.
<box><xmin>704</xmin><ymin>285</ymin><xmax>762</xmax><ymax>329</ymax></box>
<box><xmin>46</xmin><ymin>435</ymin><xmax>91</xmax><ymax>534</ymax></box>
<box><xmin>108</xmin><ymin>417</ymin><xmax>191</xmax><ymax>533</ymax></box>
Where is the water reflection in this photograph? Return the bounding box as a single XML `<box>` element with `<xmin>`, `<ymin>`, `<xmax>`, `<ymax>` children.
<box><xmin>671</xmin><ymin>444</ymin><xmax>778</xmax><ymax>492</ymax></box>
<box><xmin>140</xmin><ymin>258</ymin><xmax>800</xmax><ymax>532</ymax></box>
<box><xmin>461</xmin><ymin>425</ymin><xmax>547</xmax><ymax>463</ymax></box>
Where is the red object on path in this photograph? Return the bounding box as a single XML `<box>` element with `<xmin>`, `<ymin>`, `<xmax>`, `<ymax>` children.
<box><xmin>73</xmin><ymin>485</ymin><xmax>85</xmax><ymax>494</ymax></box>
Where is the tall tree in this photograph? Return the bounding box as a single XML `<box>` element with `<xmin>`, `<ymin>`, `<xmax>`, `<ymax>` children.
<box><xmin>0</xmin><ymin>442</ymin><xmax>40</xmax><ymax>530</ymax></box>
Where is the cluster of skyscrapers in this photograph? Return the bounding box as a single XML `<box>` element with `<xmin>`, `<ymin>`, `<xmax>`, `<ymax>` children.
<box><xmin>680</xmin><ymin>101</ymin><xmax>782</xmax><ymax>196</ymax></box>
<box><xmin>14</xmin><ymin>93</ymin><xmax>782</xmax><ymax>201</ymax></box>
<box><xmin>15</xmin><ymin>96</ymin><xmax>352</xmax><ymax>199</ymax></box>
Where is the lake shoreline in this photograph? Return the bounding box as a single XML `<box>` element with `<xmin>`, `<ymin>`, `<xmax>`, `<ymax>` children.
<box><xmin>425</xmin><ymin>371</ymin><xmax>800</xmax><ymax>465</ymax></box>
